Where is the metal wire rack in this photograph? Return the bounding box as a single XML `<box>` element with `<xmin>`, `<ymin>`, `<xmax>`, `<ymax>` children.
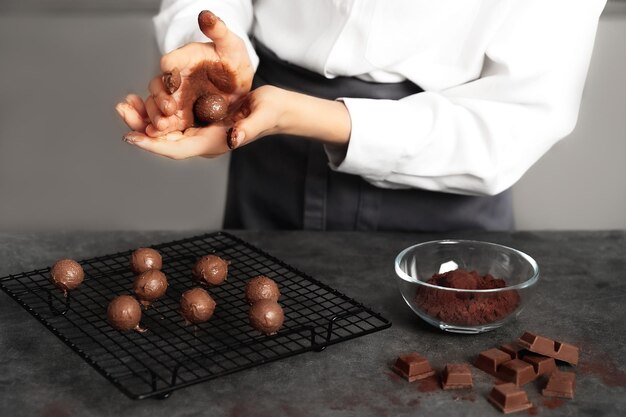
<box><xmin>0</xmin><ymin>232</ymin><xmax>391</xmax><ymax>399</ymax></box>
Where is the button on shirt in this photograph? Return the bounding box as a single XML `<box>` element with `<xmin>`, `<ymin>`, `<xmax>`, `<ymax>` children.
<box><xmin>154</xmin><ymin>0</ymin><xmax>606</xmax><ymax>196</ymax></box>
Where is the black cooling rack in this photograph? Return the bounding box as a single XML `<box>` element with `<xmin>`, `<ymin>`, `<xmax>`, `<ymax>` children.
<box><xmin>0</xmin><ymin>232</ymin><xmax>391</xmax><ymax>399</ymax></box>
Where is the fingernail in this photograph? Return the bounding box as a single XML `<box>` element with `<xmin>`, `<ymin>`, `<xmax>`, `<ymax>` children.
<box><xmin>163</xmin><ymin>68</ymin><xmax>181</xmax><ymax>95</ymax></box>
<box><xmin>198</xmin><ymin>10</ymin><xmax>220</xmax><ymax>30</ymax></box>
<box><xmin>227</xmin><ymin>128</ymin><xmax>245</xmax><ymax>149</ymax></box>
<box><xmin>123</xmin><ymin>133</ymin><xmax>140</xmax><ymax>144</ymax></box>
<box><xmin>115</xmin><ymin>104</ymin><xmax>125</xmax><ymax>118</ymax></box>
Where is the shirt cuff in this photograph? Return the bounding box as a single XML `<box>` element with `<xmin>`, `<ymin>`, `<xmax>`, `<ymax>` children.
<box><xmin>326</xmin><ymin>96</ymin><xmax>435</xmax><ymax>182</ymax></box>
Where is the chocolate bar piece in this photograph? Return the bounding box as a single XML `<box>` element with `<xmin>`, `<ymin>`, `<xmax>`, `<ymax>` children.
<box><xmin>498</xmin><ymin>359</ymin><xmax>536</xmax><ymax>386</ymax></box>
<box><xmin>542</xmin><ymin>370</ymin><xmax>576</xmax><ymax>399</ymax></box>
<box><xmin>475</xmin><ymin>348</ymin><xmax>514</xmax><ymax>376</ymax></box>
<box><xmin>441</xmin><ymin>363</ymin><xmax>473</xmax><ymax>389</ymax></box>
<box><xmin>500</xmin><ymin>343</ymin><xmax>526</xmax><ymax>359</ymax></box>
<box><xmin>522</xmin><ymin>354</ymin><xmax>556</xmax><ymax>377</ymax></box>
<box><xmin>488</xmin><ymin>383</ymin><xmax>533</xmax><ymax>414</ymax></box>
<box><xmin>517</xmin><ymin>332</ymin><xmax>579</xmax><ymax>365</ymax></box>
<box><xmin>392</xmin><ymin>353</ymin><xmax>436</xmax><ymax>382</ymax></box>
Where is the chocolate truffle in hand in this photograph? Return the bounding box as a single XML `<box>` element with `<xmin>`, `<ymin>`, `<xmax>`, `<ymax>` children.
<box><xmin>133</xmin><ymin>270</ymin><xmax>168</xmax><ymax>307</ymax></box>
<box><xmin>50</xmin><ymin>259</ymin><xmax>84</xmax><ymax>297</ymax></box>
<box><xmin>107</xmin><ymin>295</ymin><xmax>143</xmax><ymax>332</ymax></box>
<box><xmin>245</xmin><ymin>276</ymin><xmax>280</xmax><ymax>305</ymax></box>
<box><xmin>249</xmin><ymin>300</ymin><xmax>284</xmax><ymax>335</ymax></box>
<box><xmin>180</xmin><ymin>288</ymin><xmax>216</xmax><ymax>325</ymax></box>
<box><xmin>130</xmin><ymin>248</ymin><xmax>162</xmax><ymax>274</ymax></box>
<box><xmin>193</xmin><ymin>94</ymin><xmax>227</xmax><ymax>125</ymax></box>
<box><xmin>192</xmin><ymin>255</ymin><xmax>229</xmax><ymax>285</ymax></box>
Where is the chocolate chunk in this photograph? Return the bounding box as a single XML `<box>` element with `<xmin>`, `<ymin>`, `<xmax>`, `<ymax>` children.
<box><xmin>441</xmin><ymin>363</ymin><xmax>473</xmax><ymax>389</ymax></box>
<box><xmin>498</xmin><ymin>359</ymin><xmax>537</xmax><ymax>386</ymax></box>
<box><xmin>475</xmin><ymin>348</ymin><xmax>514</xmax><ymax>376</ymax></box>
<box><xmin>487</xmin><ymin>383</ymin><xmax>533</xmax><ymax>414</ymax></box>
<box><xmin>163</xmin><ymin>67</ymin><xmax>181</xmax><ymax>94</ymax></box>
<box><xmin>517</xmin><ymin>332</ymin><xmax>579</xmax><ymax>365</ymax></box>
<box><xmin>192</xmin><ymin>255</ymin><xmax>229</xmax><ymax>285</ymax></box>
<box><xmin>500</xmin><ymin>343</ymin><xmax>526</xmax><ymax>359</ymax></box>
<box><xmin>130</xmin><ymin>248</ymin><xmax>162</xmax><ymax>275</ymax></box>
<box><xmin>542</xmin><ymin>370</ymin><xmax>576</xmax><ymax>399</ymax></box>
<box><xmin>50</xmin><ymin>259</ymin><xmax>84</xmax><ymax>296</ymax></box>
<box><xmin>522</xmin><ymin>354</ymin><xmax>556</xmax><ymax>377</ymax></box>
<box><xmin>392</xmin><ymin>353</ymin><xmax>436</xmax><ymax>382</ymax></box>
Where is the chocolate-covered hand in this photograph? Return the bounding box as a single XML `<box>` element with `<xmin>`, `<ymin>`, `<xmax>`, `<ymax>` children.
<box><xmin>226</xmin><ymin>85</ymin><xmax>352</xmax><ymax>150</ymax></box>
<box><xmin>116</xmin><ymin>10</ymin><xmax>253</xmax><ymax>138</ymax></box>
<box><xmin>120</xmin><ymin>85</ymin><xmax>352</xmax><ymax>160</ymax></box>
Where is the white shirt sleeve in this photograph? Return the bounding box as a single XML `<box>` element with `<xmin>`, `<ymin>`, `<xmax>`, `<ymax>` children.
<box><xmin>153</xmin><ymin>0</ymin><xmax>258</xmax><ymax>69</ymax></box>
<box><xmin>327</xmin><ymin>0</ymin><xmax>605</xmax><ymax>196</ymax></box>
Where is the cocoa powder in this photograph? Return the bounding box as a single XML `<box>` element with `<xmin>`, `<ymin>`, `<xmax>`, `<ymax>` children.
<box><xmin>414</xmin><ymin>269</ymin><xmax>519</xmax><ymax>326</ymax></box>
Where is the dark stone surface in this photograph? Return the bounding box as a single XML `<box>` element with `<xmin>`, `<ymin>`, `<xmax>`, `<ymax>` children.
<box><xmin>1</xmin><ymin>230</ymin><xmax>625</xmax><ymax>416</ymax></box>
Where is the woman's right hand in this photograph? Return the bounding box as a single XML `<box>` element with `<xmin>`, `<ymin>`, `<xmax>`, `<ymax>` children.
<box><xmin>116</xmin><ymin>10</ymin><xmax>254</xmax><ymax>138</ymax></box>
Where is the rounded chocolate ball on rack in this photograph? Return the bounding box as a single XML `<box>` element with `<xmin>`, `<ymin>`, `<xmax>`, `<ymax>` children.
<box><xmin>50</xmin><ymin>259</ymin><xmax>84</xmax><ymax>297</ymax></box>
<box><xmin>192</xmin><ymin>254</ymin><xmax>229</xmax><ymax>286</ymax></box>
<box><xmin>180</xmin><ymin>288</ymin><xmax>216</xmax><ymax>325</ymax></box>
<box><xmin>245</xmin><ymin>275</ymin><xmax>280</xmax><ymax>305</ymax></box>
<box><xmin>107</xmin><ymin>295</ymin><xmax>144</xmax><ymax>332</ymax></box>
<box><xmin>130</xmin><ymin>247</ymin><xmax>162</xmax><ymax>274</ymax></box>
<box><xmin>249</xmin><ymin>300</ymin><xmax>284</xmax><ymax>335</ymax></box>
<box><xmin>133</xmin><ymin>270</ymin><xmax>168</xmax><ymax>307</ymax></box>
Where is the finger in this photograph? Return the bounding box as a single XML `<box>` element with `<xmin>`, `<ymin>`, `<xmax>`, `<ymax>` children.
<box><xmin>123</xmin><ymin>128</ymin><xmax>229</xmax><ymax>160</ymax></box>
<box><xmin>227</xmin><ymin>106</ymin><xmax>273</xmax><ymax>149</ymax></box>
<box><xmin>197</xmin><ymin>10</ymin><xmax>242</xmax><ymax>57</ymax></box>
<box><xmin>115</xmin><ymin>101</ymin><xmax>149</xmax><ymax>132</ymax></box>
<box><xmin>148</xmin><ymin>77</ymin><xmax>177</xmax><ymax>116</ymax></box>
<box><xmin>145</xmin><ymin>122</ymin><xmax>186</xmax><ymax>138</ymax></box>
<box><xmin>145</xmin><ymin>123</ymin><xmax>162</xmax><ymax>138</ymax></box>
<box><xmin>145</xmin><ymin>95</ymin><xmax>169</xmax><ymax>132</ymax></box>
<box><xmin>125</xmin><ymin>94</ymin><xmax>148</xmax><ymax>119</ymax></box>
<box><xmin>160</xmin><ymin>42</ymin><xmax>210</xmax><ymax>74</ymax></box>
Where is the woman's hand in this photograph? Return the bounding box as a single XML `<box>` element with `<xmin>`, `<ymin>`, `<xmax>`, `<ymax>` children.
<box><xmin>116</xmin><ymin>10</ymin><xmax>254</xmax><ymax>138</ymax></box>
<box><xmin>121</xmin><ymin>85</ymin><xmax>352</xmax><ymax>160</ymax></box>
<box><xmin>228</xmin><ymin>86</ymin><xmax>352</xmax><ymax>149</ymax></box>
<box><xmin>122</xmin><ymin>125</ymin><xmax>230</xmax><ymax>160</ymax></box>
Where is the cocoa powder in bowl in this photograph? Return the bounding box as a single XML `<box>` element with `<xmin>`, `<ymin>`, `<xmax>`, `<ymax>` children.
<box><xmin>414</xmin><ymin>269</ymin><xmax>520</xmax><ymax>326</ymax></box>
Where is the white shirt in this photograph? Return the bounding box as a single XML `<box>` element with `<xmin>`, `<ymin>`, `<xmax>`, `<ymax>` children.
<box><xmin>154</xmin><ymin>0</ymin><xmax>606</xmax><ymax>196</ymax></box>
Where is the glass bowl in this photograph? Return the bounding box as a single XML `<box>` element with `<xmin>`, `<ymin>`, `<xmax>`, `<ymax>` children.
<box><xmin>394</xmin><ymin>240</ymin><xmax>539</xmax><ymax>334</ymax></box>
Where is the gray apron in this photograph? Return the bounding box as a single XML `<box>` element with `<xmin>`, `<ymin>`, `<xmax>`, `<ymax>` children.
<box><xmin>224</xmin><ymin>42</ymin><xmax>514</xmax><ymax>231</ymax></box>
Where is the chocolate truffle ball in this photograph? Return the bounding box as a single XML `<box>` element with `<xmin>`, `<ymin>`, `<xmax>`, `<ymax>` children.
<box><xmin>192</xmin><ymin>255</ymin><xmax>229</xmax><ymax>286</ymax></box>
<box><xmin>107</xmin><ymin>295</ymin><xmax>142</xmax><ymax>331</ymax></box>
<box><xmin>50</xmin><ymin>259</ymin><xmax>84</xmax><ymax>296</ymax></box>
<box><xmin>245</xmin><ymin>276</ymin><xmax>280</xmax><ymax>305</ymax></box>
<box><xmin>133</xmin><ymin>270</ymin><xmax>168</xmax><ymax>307</ymax></box>
<box><xmin>193</xmin><ymin>94</ymin><xmax>227</xmax><ymax>124</ymax></box>
<box><xmin>180</xmin><ymin>288</ymin><xmax>216</xmax><ymax>325</ymax></box>
<box><xmin>249</xmin><ymin>300</ymin><xmax>284</xmax><ymax>335</ymax></box>
<box><xmin>130</xmin><ymin>248</ymin><xmax>162</xmax><ymax>274</ymax></box>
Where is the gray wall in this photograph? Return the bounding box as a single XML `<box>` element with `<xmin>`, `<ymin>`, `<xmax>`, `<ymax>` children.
<box><xmin>0</xmin><ymin>9</ymin><xmax>624</xmax><ymax>232</ymax></box>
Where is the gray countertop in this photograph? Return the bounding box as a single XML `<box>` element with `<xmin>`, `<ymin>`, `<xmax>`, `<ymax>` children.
<box><xmin>1</xmin><ymin>230</ymin><xmax>625</xmax><ymax>417</ymax></box>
